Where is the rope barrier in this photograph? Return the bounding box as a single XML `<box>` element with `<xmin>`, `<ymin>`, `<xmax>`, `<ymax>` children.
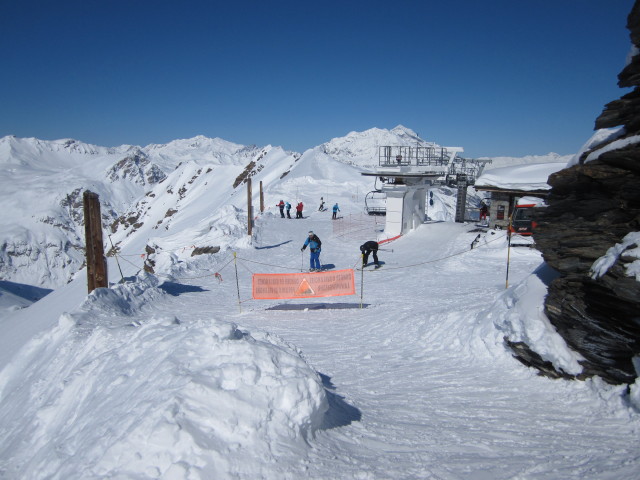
<box><xmin>361</xmin><ymin>231</ymin><xmax>509</xmax><ymax>272</ymax></box>
<box><xmin>232</xmin><ymin>230</ymin><xmax>509</xmax><ymax>276</ymax></box>
<box><xmin>235</xmin><ymin>256</ymin><xmax>299</xmax><ymax>271</ymax></box>
<box><xmin>109</xmin><ymin>230</ymin><xmax>236</xmax><ymax>258</ymax></box>
<box><xmin>112</xmin><ymin>251</ymin><xmax>235</xmax><ymax>282</ymax></box>
<box><xmin>110</xmin><ymin>230</ymin><xmax>511</xmax><ymax>314</ymax></box>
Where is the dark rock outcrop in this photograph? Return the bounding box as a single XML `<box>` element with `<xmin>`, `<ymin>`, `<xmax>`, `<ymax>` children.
<box><xmin>191</xmin><ymin>246</ymin><xmax>220</xmax><ymax>256</ymax></box>
<box><xmin>525</xmin><ymin>1</ymin><xmax>640</xmax><ymax>385</ymax></box>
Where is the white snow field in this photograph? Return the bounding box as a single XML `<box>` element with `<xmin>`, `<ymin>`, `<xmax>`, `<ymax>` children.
<box><xmin>0</xmin><ymin>130</ymin><xmax>638</xmax><ymax>479</ymax></box>
<box><xmin>1</xmin><ymin>210</ymin><xmax>639</xmax><ymax>479</ymax></box>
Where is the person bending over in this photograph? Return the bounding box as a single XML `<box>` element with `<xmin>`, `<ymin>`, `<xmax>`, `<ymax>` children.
<box><xmin>360</xmin><ymin>240</ymin><xmax>379</xmax><ymax>267</ymax></box>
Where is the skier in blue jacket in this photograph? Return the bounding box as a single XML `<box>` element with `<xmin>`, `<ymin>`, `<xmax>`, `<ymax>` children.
<box><xmin>301</xmin><ymin>231</ymin><xmax>322</xmax><ymax>271</ymax></box>
<box><xmin>332</xmin><ymin>203</ymin><xmax>340</xmax><ymax>220</ymax></box>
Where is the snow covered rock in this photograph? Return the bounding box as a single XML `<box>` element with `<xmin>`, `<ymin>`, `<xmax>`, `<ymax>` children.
<box><xmin>532</xmin><ymin>2</ymin><xmax>640</xmax><ymax>385</ymax></box>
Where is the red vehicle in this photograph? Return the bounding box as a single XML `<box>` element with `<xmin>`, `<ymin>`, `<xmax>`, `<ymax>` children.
<box><xmin>509</xmin><ymin>201</ymin><xmax>543</xmax><ymax>236</ymax></box>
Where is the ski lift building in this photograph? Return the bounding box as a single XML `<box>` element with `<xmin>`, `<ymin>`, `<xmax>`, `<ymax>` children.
<box><xmin>362</xmin><ymin>144</ymin><xmax>463</xmax><ymax>237</ymax></box>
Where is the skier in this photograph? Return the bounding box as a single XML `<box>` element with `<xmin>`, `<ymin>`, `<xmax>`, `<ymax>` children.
<box><xmin>360</xmin><ymin>240</ymin><xmax>380</xmax><ymax>268</ymax></box>
<box><xmin>285</xmin><ymin>201</ymin><xmax>292</xmax><ymax>219</ymax></box>
<box><xmin>301</xmin><ymin>231</ymin><xmax>322</xmax><ymax>271</ymax></box>
<box><xmin>332</xmin><ymin>203</ymin><xmax>340</xmax><ymax>220</ymax></box>
<box><xmin>296</xmin><ymin>201</ymin><xmax>304</xmax><ymax>219</ymax></box>
<box><xmin>276</xmin><ymin>200</ymin><xmax>285</xmax><ymax>218</ymax></box>
<box><xmin>318</xmin><ymin>197</ymin><xmax>326</xmax><ymax>211</ymax></box>
<box><xmin>479</xmin><ymin>202</ymin><xmax>489</xmax><ymax>224</ymax></box>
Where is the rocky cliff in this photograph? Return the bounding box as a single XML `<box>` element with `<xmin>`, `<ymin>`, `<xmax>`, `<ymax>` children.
<box><xmin>527</xmin><ymin>1</ymin><xmax>640</xmax><ymax>385</ymax></box>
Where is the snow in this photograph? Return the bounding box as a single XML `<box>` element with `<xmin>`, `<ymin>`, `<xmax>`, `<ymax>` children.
<box><xmin>566</xmin><ymin>127</ymin><xmax>626</xmax><ymax>167</ymax></box>
<box><xmin>517</xmin><ymin>195</ymin><xmax>546</xmax><ymax>207</ymax></box>
<box><xmin>474</xmin><ymin>162</ymin><xmax>568</xmax><ymax>191</ymax></box>
<box><xmin>584</xmin><ymin>134</ymin><xmax>640</xmax><ymax>163</ymax></box>
<box><xmin>1</xmin><ymin>131</ymin><xmax>640</xmax><ymax>479</ymax></box>
<box><xmin>590</xmin><ymin>231</ymin><xmax>640</xmax><ymax>281</ymax></box>
<box><xmin>480</xmin><ymin>152</ymin><xmax>573</xmax><ymax>170</ymax></box>
<box><xmin>319</xmin><ymin>125</ymin><xmax>459</xmax><ymax>169</ymax></box>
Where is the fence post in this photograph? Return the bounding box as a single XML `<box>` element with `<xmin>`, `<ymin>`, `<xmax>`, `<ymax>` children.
<box><xmin>259</xmin><ymin>181</ymin><xmax>264</xmax><ymax>213</ymax></box>
<box><xmin>83</xmin><ymin>190</ymin><xmax>108</xmax><ymax>293</ymax></box>
<box><xmin>247</xmin><ymin>177</ymin><xmax>253</xmax><ymax>236</ymax></box>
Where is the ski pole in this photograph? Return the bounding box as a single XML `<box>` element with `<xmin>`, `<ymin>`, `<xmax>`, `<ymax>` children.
<box><xmin>378</xmin><ymin>248</ymin><xmax>394</xmax><ymax>252</ymax></box>
<box><xmin>301</xmin><ymin>250</ymin><xmax>304</xmax><ymax>272</ymax></box>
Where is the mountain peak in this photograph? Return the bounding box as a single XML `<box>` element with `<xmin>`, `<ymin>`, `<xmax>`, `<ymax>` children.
<box><xmin>391</xmin><ymin>125</ymin><xmax>419</xmax><ymax>138</ymax></box>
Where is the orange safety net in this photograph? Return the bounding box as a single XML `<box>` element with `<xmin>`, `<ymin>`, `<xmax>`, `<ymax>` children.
<box><xmin>252</xmin><ymin>269</ymin><xmax>356</xmax><ymax>300</ymax></box>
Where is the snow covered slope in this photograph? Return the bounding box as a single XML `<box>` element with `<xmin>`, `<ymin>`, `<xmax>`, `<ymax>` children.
<box><xmin>0</xmin><ymin>135</ymin><xmax>266</xmax><ymax>288</ymax></box>
<box><xmin>1</xmin><ymin>211</ymin><xmax>638</xmax><ymax>479</ymax></box>
<box><xmin>0</xmin><ymin>127</ymin><xmax>560</xmax><ymax>292</ymax></box>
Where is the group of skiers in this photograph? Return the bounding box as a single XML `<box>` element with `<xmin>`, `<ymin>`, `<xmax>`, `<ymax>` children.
<box><xmin>277</xmin><ymin>198</ymin><xmax>340</xmax><ymax>220</ymax></box>
<box><xmin>276</xmin><ymin>200</ymin><xmax>304</xmax><ymax>219</ymax></box>
<box><xmin>276</xmin><ymin>197</ymin><xmax>376</xmax><ymax>272</ymax></box>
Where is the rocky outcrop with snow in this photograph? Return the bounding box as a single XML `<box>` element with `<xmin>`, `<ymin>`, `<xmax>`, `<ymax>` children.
<box><xmin>531</xmin><ymin>1</ymin><xmax>640</xmax><ymax>385</ymax></box>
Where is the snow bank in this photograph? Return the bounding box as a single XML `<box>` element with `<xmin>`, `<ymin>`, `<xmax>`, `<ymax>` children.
<box><xmin>0</xmin><ymin>275</ymin><xmax>328</xmax><ymax>479</ymax></box>
<box><xmin>475</xmin><ymin>264</ymin><xmax>584</xmax><ymax>376</ymax></box>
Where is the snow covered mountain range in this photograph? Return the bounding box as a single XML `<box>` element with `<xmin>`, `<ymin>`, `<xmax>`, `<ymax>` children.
<box><xmin>0</xmin><ymin>126</ymin><xmax>570</xmax><ymax>293</ymax></box>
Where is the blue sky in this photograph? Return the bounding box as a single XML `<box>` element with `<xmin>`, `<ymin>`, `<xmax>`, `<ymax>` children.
<box><xmin>0</xmin><ymin>0</ymin><xmax>634</xmax><ymax>158</ymax></box>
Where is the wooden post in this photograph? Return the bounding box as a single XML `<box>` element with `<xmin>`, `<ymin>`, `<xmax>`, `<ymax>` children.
<box><xmin>247</xmin><ymin>177</ymin><xmax>253</xmax><ymax>236</ymax></box>
<box><xmin>83</xmin><ymin>190</ymin><xmax>108</xmax><ymax>293</ymax></box>
<box><xmin>259</xmin><ymin>181</ymin><xmax>264</xmax><ymax>213</ymax></box>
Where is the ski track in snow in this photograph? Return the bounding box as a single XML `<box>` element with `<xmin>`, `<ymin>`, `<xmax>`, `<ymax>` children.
<box><xmin>136</xmin><ymin>212</ymin><xmax>640</xmax><ymax>480</ymax></box>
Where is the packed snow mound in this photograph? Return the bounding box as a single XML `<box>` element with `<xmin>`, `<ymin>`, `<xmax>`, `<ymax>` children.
<box><xmin>475</xmin><ymin>264</ymin><xmax>584</xmax><ymax>375</ymax></box>
<box><xmin>0</xmin><ymin>275</ymin><xmax>328</xmax><ymax>479</ymax></box>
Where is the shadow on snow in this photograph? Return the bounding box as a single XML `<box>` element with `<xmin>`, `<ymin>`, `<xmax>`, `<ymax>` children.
<box><xmin>0</xmin><ymin>280</ymin><xmax>52</xmax><ymax>302</ymax></box>
<box><xmin>319</xmin><ymin>373</ymin><xmax>362</xmax><ymax>430</ymax></box>
<box><xmin>159</xmin><ymin>281</ymin><xmax>209</xmax><ymax>296</ymax></box>
<box><xmin>254</xmin><ymin>240</ymin><xmax>292</xmax><ymax>250</ymax></box>
<box><xmin>266</xmin><ymin>302</ymin><xmax>369</xmax><ymax>311</ymax></box>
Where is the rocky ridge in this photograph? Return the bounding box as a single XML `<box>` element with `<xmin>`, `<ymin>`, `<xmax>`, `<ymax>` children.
<box><xmin>526</xmin><ymin>1</ymin><xmax>640</xmax><ymax>384</ymax></box>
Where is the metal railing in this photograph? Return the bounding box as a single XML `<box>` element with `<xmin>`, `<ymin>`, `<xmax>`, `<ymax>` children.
<box><xmin>378</xmin><ymin>146</ymin><xmax>451</xmax><ymax>167</ymax></box>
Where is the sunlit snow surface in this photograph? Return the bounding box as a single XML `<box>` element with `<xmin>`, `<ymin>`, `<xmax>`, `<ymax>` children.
<box><xmin>0</xmin><ymin>133</ymin><xmax>639</xmax><ymax>479</ymax></box>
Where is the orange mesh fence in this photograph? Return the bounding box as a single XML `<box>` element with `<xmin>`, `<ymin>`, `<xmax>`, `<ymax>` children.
<box><xmin>252</xmin><ymin>269</ymin><xmax>356</xmax><ymax>300</ymax></box>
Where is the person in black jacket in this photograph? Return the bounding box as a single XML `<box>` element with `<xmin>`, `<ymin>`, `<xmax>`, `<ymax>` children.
<box><xmin>360</xmin><ymin>240</ymin><xmax>379</xmax><ymax>267</ymax></box>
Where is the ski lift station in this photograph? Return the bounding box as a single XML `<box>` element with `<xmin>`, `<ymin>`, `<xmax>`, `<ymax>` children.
<box><xmin>362</xmin><ymin>144</ymin><xmax>491</xmax><ymax>238</ymax></box>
